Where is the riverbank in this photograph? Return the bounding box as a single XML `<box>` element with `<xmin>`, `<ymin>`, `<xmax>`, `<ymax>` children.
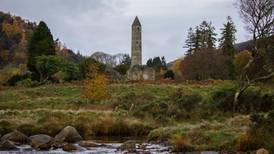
<box><xmin>0</xmin><ymin>81</ymin><xmax>273</xmax><ymax>152</ymax></box>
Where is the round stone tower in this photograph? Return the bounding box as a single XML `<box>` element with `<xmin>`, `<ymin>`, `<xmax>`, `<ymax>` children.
<box><xmin>127</xmin><ymin>16</ymin><xmax>155</xmax><ymax>81</ymax></box>
<box><xmin>131</xmin><ymin>16</ymin><xmax>142</xmax><ymax>67</ymax></box>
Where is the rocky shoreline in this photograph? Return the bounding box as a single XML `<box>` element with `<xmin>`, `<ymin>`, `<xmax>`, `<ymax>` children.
<box><xmin>0</xmin><ymin>126</ymin><xmax>270</xmax><ymax>154</ymax></box>
<box><xmin>0</xmin><ymin>126</ymin><xmax>171</xmax><ymax>153</ymax></box>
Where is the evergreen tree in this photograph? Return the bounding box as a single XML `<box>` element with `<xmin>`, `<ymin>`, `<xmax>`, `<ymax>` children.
<box><xmin>199</xmin><ymin>21</ymin><xmax>217</xmax><ymax>49</ymax></box>
<box><xmin>219</xmin><ymin>16</ymin><xmax>237</xmax><ymax>79</ymax></box>
<box><xmin>184</xmin><ymin>27</ymin><xmax>196</xmax><ymax>55</ymax></box>
<box><xmin>27</xmin><ymin>21</ymin><xmax>55</xmax><ymax>74</ymax></box>
<box><xmin>152</xmin><ymin>57</ymin><xmax>162</xmax><ymax>71</ymax></box>
<box><xmin>146</xmin><ymin>56</ymin><xmax>167</xmax><ymax>72</ymax></box>
<box><xmin>161</xmin><ymin>56</ymin><xmax>167</xmax><ymax>70</ymax></box>
<box><xmin>184</xmin><ymin>22</ymin><xmax>216</xmax><ymax>55</ymax></box>
<box><xmin>194</xmin><ymin>26</ymin><xmax>202</xmax><ymax>51</ymax></box>
<box><xmin>146</xmin><ymin>58</ymin><xmax>153</xmax><ymax>67</ymax></box>
<box><xmin>219</xmin><ymin>16</ymin><xmax>237</xmax><ymax>57</ymax></box>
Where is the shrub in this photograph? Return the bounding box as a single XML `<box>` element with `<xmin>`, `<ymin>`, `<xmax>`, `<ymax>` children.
<box><xmin>247</xmin><ymin>111</ymin><xmax>274</xmax><ymax>151</ymax></box>
<box><xmin>82</xmin><ymin>65</ymin><xmax>110</xmax><ymax>102</ymax></box>
<box><xmin>52</xmin><ymin>71</ymin><xmax>67</xmax><ymax>83</ymax></box>
<box><xmin>0</xmin><ymin>67</ymin><xmax>21</xmax><ymax>86</ymax></box>
<box><xmin>235</xmin><ymin>133</ymin><xmax>260</xmax><ymax>151</ymax></box>
<box><xmin>164</xmin><ymin>70</ymin><xmax>175</xmax><ymax>79</ymax></box>
<box><xmin>80</xmin><ymin>58</ymin><xmax>106</xmax><ymax>79</ymax></box>
<box><xmin>6</xmin><ymin>73</ymin><xmax>31</xmax><ymax>86</ymax></box>
<box><xmin>0</xmin><ymin>120</ymin><xmax>15</xmax><ymax>135</ymax></box>
<box><xmin>169</xmin><ymin>88</ymin><xmax>202</xmax><ymax>111</ymax></box>
<box><xmin>170</xmin><ymin>134</ymin><xmax>194</xmax><ymax>152</ymax></box>
<box><xmin>239</xmin><ymin>88</ymin><xmax>274</xmax><ymax>112</ymax></box>
<box><xmin>211</xmin><ymin>84</ymin><xmax>236</xmax><ymax>112</ymax></box>
<box><xmin>148</xmin><ymin>127</ymin><xmax>177</xmax><ymax>142</ymax></box>
<box><xmin>211</xmin><ymin>85</ymin><xmax>274</xmax><ymax>113</ymax></box>
<box><xmin>35</xmin><ymin>55</ymin><xmax>80</xmax><ymax>82</ymax></box>
<box><xmin>234</xmin><ymin>50</ymin><xmax>252</xmax><ymax>75</ymax></box>
<box><xmin>16</xmin><ymin>78</ymin><xmax>40</xmax><ymax>88</ymax></box>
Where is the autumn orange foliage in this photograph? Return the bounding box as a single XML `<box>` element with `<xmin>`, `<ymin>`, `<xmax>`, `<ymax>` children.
<box><xmin>171</xmin><ymin>59</ymin><xmax>183</xmax><ymax>78</ymax></box>
<box><xmin>82</xmin><ymin>64</ymin><xmax>110</xmax><ymax>102</ymax></box>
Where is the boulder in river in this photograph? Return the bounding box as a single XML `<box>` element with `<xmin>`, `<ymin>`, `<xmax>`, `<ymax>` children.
<box><xmin>256</xmin><ymin>148</ymin><xmax>269</xmax><ymax>154</ymax></box>
<box><xmin>1</xmin><ymin>130</ymin><xmax>30</xmax><ymax>145</ymax></box>
<box><xmin>62</xmin><ymin>143</ymin><xmax>79</xmax><ymax>152</ymax></box>
<box><xmin>0</xmin><ymin>140</ymin><xmax>18</xmax><ymax>151</ymax></box>
<box><xmin>79</xmin><ymin>140</ymin><xmax>101</xmax><ymax>147</ymax></box>
<box><xmin>29</xmin><ymin>134</ymin><xmax>52</xmax><ymax>150</ymax></box>
<box><xmin>54</xmin><ymin>126</ymin><xmax>82</xmax><ymax>143</ymax></box>
<box><xmin>118</xmin><ymin>140</ymin><xmax>137</xmax><ymax>153</ymax></box>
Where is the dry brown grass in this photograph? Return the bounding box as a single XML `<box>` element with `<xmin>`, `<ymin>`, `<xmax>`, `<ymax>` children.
<box><xmin>235</xmin><ymin>133</ymin><xmax>260</xmax><ymax>151</ymax></box>
<box><xmin>169</xmin><ymin>134</ymin><xmax>193</xmax><ymax>152</ymax></box>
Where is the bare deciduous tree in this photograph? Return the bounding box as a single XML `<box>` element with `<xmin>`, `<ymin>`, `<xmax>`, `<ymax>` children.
<box><xmin>234</xmin><ymin>0</ymin><xmax>274</xmax><ymax>110</ymax></box>
<box><xmin>237</xmin><ymin>0</ymin><xmax>274</xmax><ymax>45</ymax></box>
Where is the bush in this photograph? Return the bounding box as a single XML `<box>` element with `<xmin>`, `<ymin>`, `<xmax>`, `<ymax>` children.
<box><xmin>166</xmin><ymin>88</ymin><xmax>203</xmax><ymax>120</ymax></box>
<box><xmin>211</xmin><ymin>85</ymin><xmax>274</xmax><ymax>113</ymax></box>
<box><xmin>52</xmin><ymin>71</ymin><xmax>67</xmax><ymax>83</ymax></box>
<box><xmin>80</xmin><ymin>58</ymin><xmax>106</xmax><ymax>79</ymax></box>
<box><xmin>211</xmin><ymin>84</ymin><xmax>236</xmax><ymax>112</ymax></box>
<box><xmin>235</xmin><ymin>111</ymin><xmax>274</xmax><ymax>151</ymax></box>
<box><xmin>0</xmin><ymin>67</ymin><xmax>21</xmax><ymax>86</ymax></box>
<box><xmin>6</xmin><ymin>73</ymin><xmax>31</xmax><ymax>86</ymax></box>
<box><xmin>170</xmin><ymin>134</ymin><xmax>194</xmax><ymax>152</ymax></box>
<box><xmin>16</xmin><ymin>78</ymin><xmax>41</xmax><ymax>88</ymax></box>
<box><xmin>35</xmin><ymin>55</ymin><xmax>81</xmax><ymax>82</ymax></box>
<box><xmin>164</xmin><ymin>70</ymin><xmax>175</xmax><ymax>79</ymax></box>
<box><xmin>235</xmin><ymin>133</ymin><xmax>260</xmax><ymax>151</ymax></box>
<box><xmin>249</xmin><ymin>111</ymin><xmax>274</xmax><ymax>151</ymax></box>
<box><xmin>82</xmin><ymin>65</ymin><xmax>110</xmax><ymax>102</ymax></box>
<box><xmin>169</xmin><ymin>88</ymin><xmax>202</xmax><ymax>111</ymax></box>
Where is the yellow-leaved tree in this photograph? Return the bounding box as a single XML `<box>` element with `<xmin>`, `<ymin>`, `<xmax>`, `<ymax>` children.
<box><xmin>171</xmin><ymin>59</ymin><xmax>183</xmax><ymax>79</ymax></box>
<box><xmin>234</xmin><ymin>50</ymin><xmax>252</xmax><ymax>75</ymax></box>
<box><xmin>82</xmin><ymin>64</ymin><xmax>110</xmax><ymax>103</ymax></box>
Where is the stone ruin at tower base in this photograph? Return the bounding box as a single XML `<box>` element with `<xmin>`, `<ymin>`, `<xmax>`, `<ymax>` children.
<box><xmin>127</xmin><ymin>65</ymin><xmax>155</xmax><ymax>81</ymax></box>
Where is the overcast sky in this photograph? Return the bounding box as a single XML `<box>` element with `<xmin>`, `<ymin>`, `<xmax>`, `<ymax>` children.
<box><xmin>0</xmin><ymin>0</ymin><xmax>249</xmax><ymax>62</ymax></box>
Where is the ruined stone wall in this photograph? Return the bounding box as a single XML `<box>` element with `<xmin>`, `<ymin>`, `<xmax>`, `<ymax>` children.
<box><xmin>127</xmin><ymin>66</ymin><xmax>155</xmax><ymax>81</ymax></box>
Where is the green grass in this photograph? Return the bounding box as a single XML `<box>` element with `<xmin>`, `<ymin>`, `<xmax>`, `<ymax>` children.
<box><xmin>0</xmin><ymin>81</ymin><xmax>272</xmax><ymax>151</ymax></box>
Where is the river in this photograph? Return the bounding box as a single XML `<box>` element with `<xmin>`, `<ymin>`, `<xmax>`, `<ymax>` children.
<box><xmin>0</xmin><ymin>141</ymin><xmax>171</xmax><ymax>154</ymax></box>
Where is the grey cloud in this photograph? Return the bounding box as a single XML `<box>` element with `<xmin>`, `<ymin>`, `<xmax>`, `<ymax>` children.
<box><xmin>0</xmin><ymin>0</ymin><xmax>248</xmax><ymax>62</ymax></box>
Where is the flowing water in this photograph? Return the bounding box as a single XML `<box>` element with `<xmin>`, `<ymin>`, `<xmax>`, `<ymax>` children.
<box><xmin>0</xmin><ymin>143</ymin><xmax>170</xmax><ymax>154</ymax></box>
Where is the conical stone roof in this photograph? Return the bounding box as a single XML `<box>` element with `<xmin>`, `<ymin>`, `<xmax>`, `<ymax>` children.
<box><xmin>132</xmin><ymin>16</ymin><xmax>141</xmax><ymax>26</ymax></box>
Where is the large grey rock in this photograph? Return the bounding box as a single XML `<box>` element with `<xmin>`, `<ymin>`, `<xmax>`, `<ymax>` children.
<box><xmin>1</xmin><ymin>130</ymin><xmax>30</xmax><ymax>145</ymax></box>
<box><xmin>0</xmin><ymin>140</ymin><xmax>18</xmax><ymax>151</ymax></box>
<box><xmin>62</xmin><ymin>143</ymin><xmax>79</xmax><ymax>152</ymax></box>
<box><xmin>54</xmin><ymin>126</ymin><xmax>82</xmax><ymax>143</ymax></box>
<box><xmin>29</xmin><ymin>134</ymin><xmax>52</xmax><ymax>150</ymax></box>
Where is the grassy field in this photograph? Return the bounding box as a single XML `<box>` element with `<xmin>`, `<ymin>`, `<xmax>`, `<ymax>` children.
<box><xmin>0</xmin><ymin>81</ymin><xmax>272</xmax><ymax>151</ymax></box>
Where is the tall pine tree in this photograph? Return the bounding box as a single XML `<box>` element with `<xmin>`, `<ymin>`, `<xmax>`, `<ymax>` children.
<box><xmin>219</xmin><ymin>16</ymin><xmax>237</xmax><ymax>79</ymax></box>
<box><xmin>199</xmin><ymin>21</ymin><xmax>217</xmax><ymax>49</ymax></box>
<box><xmin>219</xmin><ymin>16</ymin><xmax>237</xmax><ymax>57</ymax></box>
<box><xmin>27</xmin><ymin>21</ymin><xmax>55</xmax><ymax>74</ymax></box>
<box><xmin>185</xmin><ymin>27</ymin><xmax>195</xmax><ymax>55</ymax></box>
<box><xmin>184</xmin><ymin>22</ymin><xmax>216</xmax><ymax>55</ymax></box>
